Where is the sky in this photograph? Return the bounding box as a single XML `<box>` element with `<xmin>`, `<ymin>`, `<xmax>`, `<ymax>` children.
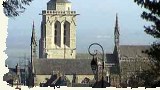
<box><xmin>5</xmin><ymin>0</ymin><xmax>156</xmax><ymax>67</ymax></box>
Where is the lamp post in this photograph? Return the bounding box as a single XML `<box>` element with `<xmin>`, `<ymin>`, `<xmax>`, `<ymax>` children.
<box><xmin>88</xmin><ymin>43</ymin><xmax>105</xmax><ymax>88</ymax></box>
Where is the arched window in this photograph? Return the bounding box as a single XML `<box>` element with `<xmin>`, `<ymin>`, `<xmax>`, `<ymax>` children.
<box><xmin>64</xmin><ymin>21</ymin><xmax>70</xmax><ymax>47</ymax></box>
<box><xmin>54</xmin><ymin>21</ymin><xmax>61</xmax><ymax>47</ymax></box>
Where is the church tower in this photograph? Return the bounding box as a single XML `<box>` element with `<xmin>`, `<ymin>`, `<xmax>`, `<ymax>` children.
<box><xmin>39</xmin><ymin>0</ymin><xmax>78</xmax><ymax>59</ymax></box>
<box><xmin>30</xmin><ymin>21</ymin><xmax>37</xmax><ymax>86</ymax></box>
<box><xmin>113</xmin><ymin>13</ymin><xmax>120</xmax><ymax>64</ymax></box>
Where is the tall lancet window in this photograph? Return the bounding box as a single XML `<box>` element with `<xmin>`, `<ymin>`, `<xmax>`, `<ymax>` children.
<box><xmin>64</xmin><ymin>21</ymin><xmax>70</xmax><ymax>47</ymax></box>
<box><xmin>54</xmin><ymin>21</ymin><xmax>61</xmax><ymax>47</ymax></box>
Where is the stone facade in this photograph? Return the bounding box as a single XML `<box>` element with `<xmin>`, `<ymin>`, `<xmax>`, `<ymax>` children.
<box><xmin>106</xmin><ymin>14</ymin><xmax>151</xmax><ymax>87</ymax></box>
<box><xmin>31</xmin><ymin>58</ymin><xmax>95</xmax><ymax>86</ymax></box>
<box><xmin>30</xmin><ymin>0</ymin><xmax>152</xmax><ymax>87</ymax></box>
<box><xmin>39</xmin><ymin>0</ymin><xmax>77</xmax><ymax>59</ymax></box>
<box><xmin>34</xmin><ymin>74</ymin><xmax>94</xmax><ymax>86</ymax></box>
<box><xmin>65</xmin><ymin>75</ymin><xmax>94</xmax><ymax>84</ymax></box>
<box><xmin>34</xmin><ymin>75</ymin><xmax>51</xmax><ymax>86</ymax></box>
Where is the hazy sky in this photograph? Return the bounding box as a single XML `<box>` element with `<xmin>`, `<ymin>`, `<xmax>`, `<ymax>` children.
<box><xmin>6</xmin><ymin>0</ymin><xmax>156</xmax><ymax>67</ymax></box>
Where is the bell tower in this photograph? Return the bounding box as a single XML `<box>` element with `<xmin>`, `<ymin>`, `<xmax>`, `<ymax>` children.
<box><xmin>39</xmin><ymin>0</ymin><xmax>78</xmax><ymax>59</ymax></box>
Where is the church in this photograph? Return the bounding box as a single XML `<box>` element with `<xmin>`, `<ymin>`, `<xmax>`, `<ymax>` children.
<box><xmin>30</xmin><ymin>0</ymin><xmax>99</xmax><ymax>87</ymax></box>
<box><xmin>29</xmin><ymin>0</ymin><xmax>151</xmax><ymax>87</ymax></box>
<box><xmin>106</xmin><ymin>14</ymin><xmax>151</xmax><ymax>87</ymax></box>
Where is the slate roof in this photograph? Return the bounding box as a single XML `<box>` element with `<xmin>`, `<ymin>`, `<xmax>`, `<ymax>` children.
<box><xmin>3</xmin><ymin>69</ymin><xmax>18</xmax><ymax>82</ymax></box>
<box><xmin>106</xmin><ymin>54</ymin><xmax>117</xmax><ymax>63</ymax></box>
<box><xmin>105</xmin><ymin>45</ymin><xmax>150</xmax><ymax>64</ymax></box>
<box><xmin>33</xmin><ymin>59</ymin><xmax>93</xmax><ymax>75</ymax></box>
<box><xmin>119</xmin><ymin>45</ymin><xmax>150</xmax><ymax>57</ymax></box>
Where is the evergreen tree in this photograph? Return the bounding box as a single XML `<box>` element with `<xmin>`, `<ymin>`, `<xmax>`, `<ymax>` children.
<box><xmin>132</xmin><ymin>0</ymin><xmax>160</xmax><ymax>87</ymax></box>
<box><xmin>2</xmin><ymin>0</ymin><xmax>33</xmax><ymax>17</ymax></box>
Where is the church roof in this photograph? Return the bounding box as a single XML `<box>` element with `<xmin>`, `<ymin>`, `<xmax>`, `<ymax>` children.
<box><xmin>33</xmin><ymin>59</ymin><xmax>93</xmax><ymax>75</ymax></box>
<box><xmin>119</xmin><ymin>45</ymin><xmax>150</xmax><ymax>58</ymax></box>
<box><xmin>106</xmin><ymin>54</ymin><xmax>117</xmax><ymax>63</ymax></box>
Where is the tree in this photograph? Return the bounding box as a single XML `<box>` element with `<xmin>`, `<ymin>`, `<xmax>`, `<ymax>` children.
<box><xmin>2</xmin><ymin>0</ymin><xmax>33</xmax><ymax>17</ymax></box>
<box><xmin>128</xmin><ymin>70</ymin><xmax>158</xmax><ymax>88</ymax></box>
<box><xmin>134</xmin><ymin>0</ymin><xmax>160</xmax><ymax>37</ymax></box>
<box><xmin>133</xmin><ymin>0</ymin><xmax>160</xmax><ymax>87</ymax></box>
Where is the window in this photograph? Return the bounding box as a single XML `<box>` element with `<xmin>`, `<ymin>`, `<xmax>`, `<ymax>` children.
<box><xmin>55</xmin><ymin>24</ymin><xmax>57</xmax><ymax>29</ymax></box>
<box><xmin>54</xmin><ymin>36</ymin><xmax>57</xmax><ymax>44</ymax></box>
<box><xmin>55</xmin><ymin>30</ymin><xmax>57</xmax><ymax>36</ymax></box>
<box><xmin>64</xmin><ymin>37</ymin><xmax>66</xmax><ymax>44</ymax></box>
<box><xmin>64</xmin><ymin>23</ymin><xmax>67</xmax><ymax>44</ymax></box>
<box><xmin>64</xmin><ymin>30</ymin><xmax>66</xmax><ymax>36</ymax></box>
<box><xmin>64</xmin><ymin>24</ymin><xmax>66</xmax><ymax>29</ymax></box>
<box><xmin>63</xmin><ymin>21</ymin><xmax>70</xmax><ymax>47</ymax></box>
<box><xmin>54</xmin><ymin>21</ymin><xmax>61</xmax><ymax>46</ymax></box>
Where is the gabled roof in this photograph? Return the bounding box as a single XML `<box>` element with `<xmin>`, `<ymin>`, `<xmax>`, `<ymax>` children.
<box><xmin>119</xmin><ymin>45</ymin><xmax>150</xmax><ymax>57</ymax></box>
<box><xmin>33</xmin><ymin>59</ymin><xmax>93</xmax><ymax>75</ymax></box>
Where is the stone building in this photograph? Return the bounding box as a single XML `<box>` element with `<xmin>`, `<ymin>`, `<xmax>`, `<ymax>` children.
<box><xmin>29</xmin><ymin>0</ymin><xmax>151</xmax><ymax>87</ymax></box>
<box><xmin>39</xmin><ymin>0</ymin><xmax>77</xmax><ymax>59</ymax></box>
<box><xmin>33</xmin><ymin>59</ymin><xmax>94</xmax><ymax>86</ymax></box>
<box><xmin>106</xmin><ymin>14</ymin><xmax>151</xmax><ymax>87</ymax></box>
<box><xmin>30</xmin><ymin>0</ymin><xmax>101</xmax><ymax>87</ymax></box>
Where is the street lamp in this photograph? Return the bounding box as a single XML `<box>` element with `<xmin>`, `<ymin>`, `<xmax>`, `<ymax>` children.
<box><xmin>88</xmin><ymin>43</ymin><xmax>105</xmax><ymax>88</ymax></box>
<box><xmin>91</xmin><ymin>57</ymin><xmax>98</xmax><ymax>75</ymax></box>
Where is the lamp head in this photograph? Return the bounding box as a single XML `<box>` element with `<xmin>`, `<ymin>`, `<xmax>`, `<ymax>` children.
<box><xmin>91</xmin><ymin>57</ymin><xmax>98</xmax><ymax>74</ymax></box>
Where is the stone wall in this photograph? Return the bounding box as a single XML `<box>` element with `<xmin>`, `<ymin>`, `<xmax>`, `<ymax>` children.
<box><xmin>34</xmin><ymin>75</ymin><xmax>51</xmax><ymax>86</ymax></box>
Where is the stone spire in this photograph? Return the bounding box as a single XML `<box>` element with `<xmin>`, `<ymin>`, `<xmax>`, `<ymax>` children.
<box><xmin>115</xmin><ymin>13</ymin><xmax>119</xmax><ymax>36</ymax></box>
<box><xmin>31</xmin><ymin>21</ymin><xmax>37</xmax><ymax>46</ymax></box>
<box><xmin>114</xmin><ymin>13</ymin><xmax>120</xmax><ymax>47</ymax></box>
<box><xmin>30</xmin><ymin>21</ymin><xmax>37</xmax><ymax>86</ymax></box>
<box><xmin>31</xmin><ymin>21</ymin><xmax>37</xmax><ymax>72</ymax></box>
